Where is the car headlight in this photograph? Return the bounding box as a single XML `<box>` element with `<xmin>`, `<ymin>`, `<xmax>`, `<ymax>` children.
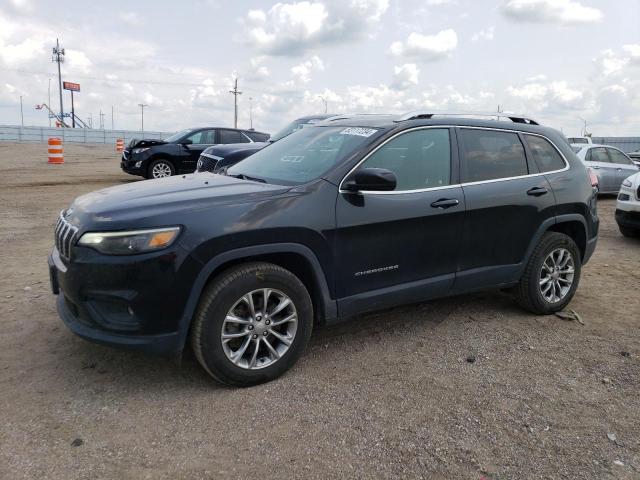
<box><xmin>133</xmin><ymin>147</ymin><xmax>150</xmax><ymax>154</ymax></box>
<box><xmin>78</xmin><ymin>227</ymin><xmax>181</xmax><ymax>255</ymax></box>
<box><xmin>622</xmin><ymin>178</ymin><xmax>632</xmax><ymax>188</ymax></box>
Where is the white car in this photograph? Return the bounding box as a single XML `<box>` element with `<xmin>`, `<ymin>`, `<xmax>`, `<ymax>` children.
<box><xmin>615</xmin><ymin>171</ymin><xmax>640</xmax><ymax>237</ymax></box>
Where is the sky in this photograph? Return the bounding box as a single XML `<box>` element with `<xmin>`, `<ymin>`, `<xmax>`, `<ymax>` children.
<box><xmin>0</xmin><ymin>0</ymin><xmax>639</xmax><ymax>136</ymax></box>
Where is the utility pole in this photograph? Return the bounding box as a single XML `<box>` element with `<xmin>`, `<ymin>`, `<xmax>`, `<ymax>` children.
<box><xmin>249</xmin><ymin>97</ymin><xmax>253</xmax><ymax>130</ymax></box>
<box><xmin>88</xmin><ymin>113</ymin><xmax>92</xmax><ymax>128</ymax></box>
<box><xmin>111</xmin><ymin>105</ymin><xmax>114</xmax><ymax>130</ymax></box>
<box><xmin>138</xmin><ymin>103</ymin><xmax>148</xmax><ymax>134</ymax></box>
<box><xmin>229</xmin><ymin>77</ymin><xmax>242</xmax><ymax>128</ymax></box>
<box><xmin>52</xmin><ymin>38</ymin><xmax>65</xmax><ymax>125</ymax></box>
<box><xmin>48</xmin><ymin>78</ymin><xmax>52</xmax><ymax>127</ymax></box>
<box><xmin>20</xmin><ymin>95</ymin><xmax>24</xmax><ymax>126</ymax></box>
<box><xmin>99</xmin><ymin>109</ymin><xmax>105</xmax><ymax>130</ymax></box>
<box><xmin>317</xmin><ymin>95</ymin><xmax>327</xmax><ymax>114</ymax></box>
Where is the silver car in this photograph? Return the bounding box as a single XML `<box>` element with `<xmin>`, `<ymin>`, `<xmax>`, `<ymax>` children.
<box><xmin>571</xmin><ymin>143</ymin><xmax>639</xmax><ymax>194</ymax></box>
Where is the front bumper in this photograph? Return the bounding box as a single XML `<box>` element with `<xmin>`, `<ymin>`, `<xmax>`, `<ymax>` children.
<box><xmin>48</xmin><ymin>244</ymin><xmax>198</xmax><ymax>356</ymax></box>
<box><xmin>615</xmin><ymin>209</ymin><xmax>640</xmax><ymax>230</ymax></box>
<box><xmin>121</xmin><ymin>151</ymin><xmax>146</xmax><ymax>176</ymax></box>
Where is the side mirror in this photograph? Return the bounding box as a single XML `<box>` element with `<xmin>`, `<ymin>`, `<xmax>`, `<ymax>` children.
<box><xmin>181</xmin><ymin>139</ymin><xmax>193</xmax><ymax>145</ymax></box>
<box><xmin>343</xmin><ymin>168</ymin><xmax>396</xmax><ymax>192</ymax></box>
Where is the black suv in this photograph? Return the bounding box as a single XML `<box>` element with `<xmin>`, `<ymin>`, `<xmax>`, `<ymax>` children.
<box><xmin>196</xmin><ymin>114</ymin><xmax>335</xmax><ymax>173</ymax></box>
<box><xmin>121</xmin><ymin>127</ymin><xmax>269</xmax><ymax>179</ymax></box>
<box><xmin>50</xmin><ymin>112</ymin><xmax>598</xmax><ymax>386</ymax></box>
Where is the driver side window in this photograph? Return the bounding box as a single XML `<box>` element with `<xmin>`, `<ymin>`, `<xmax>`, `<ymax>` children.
<box><xmin>359</xmin><ymin>129</ymin><xmax>451</xmax><ymax>191</ymax></box>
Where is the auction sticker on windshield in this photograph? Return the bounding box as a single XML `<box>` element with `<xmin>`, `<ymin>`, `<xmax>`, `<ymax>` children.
<box><xmin>339</xmin><ymin>127</ymin><xmax>378</xmax><ymax>137</ymax></box>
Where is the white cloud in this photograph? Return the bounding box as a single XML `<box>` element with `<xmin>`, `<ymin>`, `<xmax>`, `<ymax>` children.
<box><xmin>426</xmin><ymin>0</ymin><xmax>454</xmax><ymax>5</ymax></box>
<box><xmin>391</xmin><ymin>63</ymin><xmax>419</xmax><ymax>90</ymax></box>
<box><xmin>390</xmin><ymin>29</ymin><xmax>457</xmax><ymax>60</ymax></box>
<box><xmin>119</xmin><ymin>12</ymin><xmax>138</xmax><ymax>27</ymax></box>
<box><xmin>471</xmin><ymin>26</ymin><xmax>495</xmax><ymax>42</ymax></box>
<box><xmin>501</xmin><ymin>0</ymin><xmax>603</xmax><ymax>24</ymax></box>
<box><xmin>290</xmin><ymin>55</ymin><xmax>324</xmax><ymax>83</ymax></box>
<box><xmin>242</xmin><ymin>0</ymin><xmax>390</xmax><ymax>56</ymax></box>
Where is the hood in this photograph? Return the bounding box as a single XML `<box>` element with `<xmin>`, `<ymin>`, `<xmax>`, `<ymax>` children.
<box><xmin>127</xmin><ymin>138</ymin><xmax>167</xmax><ymax>149</ymax></box>
<box><xmin>67</xmin><ymin>173</ymin><xmax>290</xmax><ymax>229</ymax></box>
<box><xmin>203</xmin><ymin>142</ymin><xmax>268</xmax><ymax>158</ymax></box>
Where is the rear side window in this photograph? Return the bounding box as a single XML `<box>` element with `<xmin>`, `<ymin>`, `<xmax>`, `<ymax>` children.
<box><xmin>219</xmin><ymin>129</ymin><xmax>249</xmax><ymax>144</ymax></box>
<box><xmin>460</xmin><ymin>129</ymin><xmax>528</xmax><ymax>182</ymax></box>
<box><xmin>524</xmin><ymin>135</ymin><xmax>566</xmax><ymax>172</ymax></box>
<box><xmin>246</xmin><ymin>131</ymin><xmax>270</xmax><ymax>142</ymax></box>
<box><xmin>360</xmin><ymin>128</ymin><xmax>451</xmax><ymax>191</ymax></box>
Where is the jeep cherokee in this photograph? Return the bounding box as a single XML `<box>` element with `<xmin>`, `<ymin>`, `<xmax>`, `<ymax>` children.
<box><xmin>50</xmin><ymin>112</ymin><xmax>599</xmax><ymax>386</ymax></box>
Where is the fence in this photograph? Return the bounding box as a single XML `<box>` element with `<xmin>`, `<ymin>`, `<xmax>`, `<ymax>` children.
<box><xmin>591</xmin><ymin>137</ymin><xmax>640</xmax><ymax>153</ymax></box>
<box><xmin>0</xmin><ymin>125</ymin><xmax>173</xmax><ymax>145</ymax></box>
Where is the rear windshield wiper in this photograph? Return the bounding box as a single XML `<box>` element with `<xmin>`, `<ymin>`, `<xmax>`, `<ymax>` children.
<box><xmin>227</xmin><ymin>173</ymin><xmax>267</xmax><ymax>183</ymax></box>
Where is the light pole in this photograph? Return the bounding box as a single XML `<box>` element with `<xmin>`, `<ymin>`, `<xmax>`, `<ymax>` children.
<box><xmin>229</xmin><ymin>77</ymin><xmax>242</xmax><ymax>128</ymax></box>
<box><xmin>249</xmin><ymin>97</ymin><xmax>253</xmax><ymax>130</ymax></box>
<box><xmin>52</xmin><ymin>38</ymin><xmax>65</xmax><ymax>125</ymax></box>
<box><xmin>138</xmin><ymin>103</ymin><xmax>148</xmax><ymax>134</ymax></box>
<box><xmin>317</xmin><ymin>95</ymin><xmax>327</xmax><ymax>114</ymax></box>
<box><xmin>20</xmin><ymin>95</ymin><xmax>24</xmax><ymax>126</ymax></box>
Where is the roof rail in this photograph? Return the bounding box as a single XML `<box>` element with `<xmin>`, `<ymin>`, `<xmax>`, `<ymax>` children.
<box><xmin>319</xmin><ymin>113</ymin><xmax>391</xmax><ymax>123</ymax></box>
<box><xmin>396</xmin><ymin>111</ymin><xmax>539</xmax><ymax>125</ymax></box>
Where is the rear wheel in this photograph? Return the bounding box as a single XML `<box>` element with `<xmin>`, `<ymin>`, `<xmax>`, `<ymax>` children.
<box><xmin>147</xmin><ymin>159</ymin><xmax>175</xmax><ymax>179</ymax></box>
<box><xmin>515</xmin><ymin>232</ymin><xmax>582</xmax><ymax>314</ymax></box>
<box><xmin>190</xmin><ymin>262</ymin><xmax>313</xmax><ymax>387</ymax></box>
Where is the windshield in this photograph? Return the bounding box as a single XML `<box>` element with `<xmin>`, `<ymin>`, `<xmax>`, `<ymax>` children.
<box><xmin>270</xmin><ymin>118</ymin><xmax>323</xmax><ymax>142</ymax></box>
<box><xmin>164</xmin><ymin>129</ymin><xmax>193</xmax><ymax>143</ymax></box>
<box><xmin>227</xmin><ymin>126</ymin><xmax>381</xmax><ymax>186</ymax></box>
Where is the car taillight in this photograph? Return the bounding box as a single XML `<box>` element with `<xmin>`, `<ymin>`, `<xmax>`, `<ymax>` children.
<box><xmin>587</xmin><ymin>167</ymin><xmax>599</xmax><ymax>188</ymax></box>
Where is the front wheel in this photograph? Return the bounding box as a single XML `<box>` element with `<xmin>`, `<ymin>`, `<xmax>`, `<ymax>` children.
<box><xmin>515</xmin><ymin>232</ymin><xmax>582</xmax><ymax>314</ymax></box>
<box><xmin>147</xmin><ymin>159</ymin><xmax>175</xmax><ymax>179</ymax></box>
<box><xmin>190</xmin><ymin>262</ymin><xmax>313</xmax><ymax>387</ymax></box>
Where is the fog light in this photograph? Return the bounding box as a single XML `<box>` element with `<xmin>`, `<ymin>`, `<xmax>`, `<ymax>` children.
<box><xmin>135</xmin><ymin>161</ymin><xmax>142</xmax><ymax>168</ymax></box>
<box><xmin>127</xmin><ymin>306</ymin><xmax>135</xmax><ymax>316</ymax></box>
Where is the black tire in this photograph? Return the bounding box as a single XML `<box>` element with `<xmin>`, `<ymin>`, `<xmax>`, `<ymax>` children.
<box><xmin>146</xmin><ymin>159</ymin><xmax>175</xmax><ymax>179</ymax></box>
<box><xmin>619</xmin><ymin>226</ymin><xmax>639</xmax><ymax>238</ymax></box>
<box><xmin>190</xmin><ymin>262</ymin><xmax>313</xmax><ymax>387</ymax></box>
<box><xmin>515</xmin><ymin>232</ymin><xmax>582</xmax><ymax>315</ymax></box>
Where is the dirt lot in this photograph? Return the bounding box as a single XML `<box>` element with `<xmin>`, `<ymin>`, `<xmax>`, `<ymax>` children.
<box><xmin>0</xmin><ymin>142</ymin><xmax>639</xmax><ymax>479</ymax></box>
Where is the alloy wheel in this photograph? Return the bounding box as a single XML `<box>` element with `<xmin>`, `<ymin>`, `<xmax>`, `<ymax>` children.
<box><xmin>539</xmin><ymin>247</ymin><xmax>575</xmax><ymax>303</ymax></box>
<box><xmin>221</xmin><ymin>288</ymin><xmax>298</xmax><ymax>370</ymax></box>
<box><xmin>152</xmin><ymin>162</ymin><xmax>172</xmax><ymax>178</ymax></box>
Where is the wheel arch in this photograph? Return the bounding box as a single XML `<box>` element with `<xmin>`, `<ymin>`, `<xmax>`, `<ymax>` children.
<box><xmin>176</xmin><ymin>243</ymin><xmax>337</xmax><ymax>352</ymax></box>
<box><xmin>147</xmin><ymin>155</ymin><xmax>176</xmax><ymax>176</ymax></box>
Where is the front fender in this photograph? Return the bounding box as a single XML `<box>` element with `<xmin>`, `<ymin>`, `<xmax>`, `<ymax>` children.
<box><xmin>175</xmin><ymin>243</ymin><xmax>337</xmax><ymax>352</ymax></box>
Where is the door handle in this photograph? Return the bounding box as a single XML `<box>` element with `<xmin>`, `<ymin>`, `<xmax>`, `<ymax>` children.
<box><xmin>527</xmin><ymin>187</ymin><xmax>548</xmax><ymax>197</ymax></box>
<box><xmin>592</xmin><ymin>166</ymin><xmax>600</xmax><ymax>169</ymax></box>
<box><xmin>430</xmin><ymin>198</ymin><xmax>459</xmax><ymax>209</ymax></box>
<box><xmin>616</xmin><ymin>168</ymin><xmax>622</xmax><ymax>171</ymax></box>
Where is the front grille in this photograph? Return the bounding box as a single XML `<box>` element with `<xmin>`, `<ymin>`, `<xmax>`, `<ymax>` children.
<box><xmin>55</xmin><ymin>211</ymin><xmax>79</xmax><ymax>260</ymax></box>
<box><xmin>196</xmin><ymin>154</ymin><xmax>220</xmax><ymax>173</ymax></box>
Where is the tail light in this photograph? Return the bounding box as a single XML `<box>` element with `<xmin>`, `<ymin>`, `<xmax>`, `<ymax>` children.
<box><xmin>587</xmin><ymin>167</ymin><xmax>599</xmax><ymax>189</ymax></box>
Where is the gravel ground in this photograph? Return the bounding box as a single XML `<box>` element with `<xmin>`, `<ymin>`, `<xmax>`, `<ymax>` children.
<box><xmin>0</xmin><ymin>142</ymin><xmax>639</xmax><ymax>480</ymax></box>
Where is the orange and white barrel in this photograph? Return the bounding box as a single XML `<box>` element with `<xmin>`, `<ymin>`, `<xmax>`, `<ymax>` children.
<box><xmin>48</xmin><ymin>137</ymin><xmax>64</xmax><ymax>164</ymax></box>
<box><xmin>116</xmin><ymin>138</ymin><xmax>124</xmax><ymax>152</ymax></box>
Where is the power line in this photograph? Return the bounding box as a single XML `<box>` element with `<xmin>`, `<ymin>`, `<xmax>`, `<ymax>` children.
<box><xmin>229</xmin><ymin>77</ymin><xmax>242</xmax><ymax>129</ymax></box>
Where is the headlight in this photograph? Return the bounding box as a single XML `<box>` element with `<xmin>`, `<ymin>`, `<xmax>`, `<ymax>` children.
<box><xmin>133</xmin><ymin>147</ymin><xmax>150</xmax><ymax>154</ymax></box>
<box><xmin>622</xmin><ymin>178</ymin><xmax>632</xmax><ymax>187</ymax></box>
<box><xmin>78</xmin><ymin>227</ymin><xmax>181</xmax><ymax>255</ymax></box>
